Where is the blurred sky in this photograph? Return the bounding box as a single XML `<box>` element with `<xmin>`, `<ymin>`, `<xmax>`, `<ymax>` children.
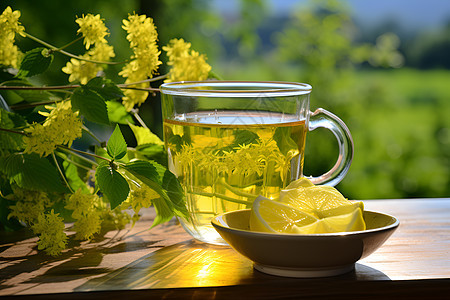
<box><xmin>213</xmin><ymin>0</ymin><xmax>450</xmax><ymax>32</ymax></box>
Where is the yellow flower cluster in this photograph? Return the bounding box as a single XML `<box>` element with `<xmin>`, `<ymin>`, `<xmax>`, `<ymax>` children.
<box><xmin>124</xmin><ymin>183</ymin><xmax>160</xmax><ymax>224</ymax></box>
<box><xmin>163</xmin><ymin>38</ymin><xmax>211</xmax><ymax>82</ymax></box>
<box><xmin>120</xmin><ymin>13</ymin><xmax>162</xmax><ymax>111</ymax></box>
<box><xmin>31</xmin><ymin>210</ymin><xmax>68</xmax><ymax>256</ymax></box>
<box><xmin>24</xmin><ymin>101</ymin><xmax>83</xmax><ymax>157</ymax></box>
<box><xmin>65</xmin><ymin>189</ymin><xmax>102</xmax><ymax>240</ymax></box>
<box><xmin>0</xmin><ymin>6</ymin><xmax>25</xmax><ymax>68</ymax></box>
<box><xmin>75</xmin><ymin>14</ymin><xmax>109</xmax><ymax>50</ymax></box>
<box><xmin>62</xmin><ymin>43</ymin><xmax>115</xmax><ymax>84</ymax></box>
<box><xmin>62</xmin><ymin>14</ymin><xmax>115</xmax><ymax>84</ymax></box>
<box><xmin>7</xmin><ymin>189</ymin><xmax>52</xmax><ymax>224</ymax></box>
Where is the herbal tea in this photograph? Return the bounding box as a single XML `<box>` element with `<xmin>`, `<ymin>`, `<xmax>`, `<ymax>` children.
<box><xmin>163</xmin><ymin>111</ymin><xmax>306</xmax><ymax>244</ymax></box>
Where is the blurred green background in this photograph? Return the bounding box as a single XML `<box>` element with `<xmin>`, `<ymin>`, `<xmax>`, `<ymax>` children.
<box><xmin>1</xmin><ymin>0</ymin><xmax>449</xmax><ymax>200</ymax></box>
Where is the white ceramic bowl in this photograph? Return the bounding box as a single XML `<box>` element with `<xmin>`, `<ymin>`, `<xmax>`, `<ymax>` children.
<box><xmin>211</xmin><ymin>209</ymin><xmax>399</xmax><ymax>278</ymax></box>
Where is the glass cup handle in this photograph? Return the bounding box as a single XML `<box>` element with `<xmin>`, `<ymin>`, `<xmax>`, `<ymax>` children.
<box><xmin>307</xmin><ymin>108</ymin><xmax>354</xmax><ymax>186</ymax></box>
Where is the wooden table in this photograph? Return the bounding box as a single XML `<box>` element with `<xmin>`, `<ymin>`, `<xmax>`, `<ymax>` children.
<box><xmin>1</xmin><ymin>198</ymin><xmax>449</xmax><ymax>299</ymax></box>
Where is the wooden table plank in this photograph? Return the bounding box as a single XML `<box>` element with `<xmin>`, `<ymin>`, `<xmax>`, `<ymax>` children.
<box><xmin>1</xmin><ymin>198</ymin><xmax>449</xmax><ymax>299</ymax></box>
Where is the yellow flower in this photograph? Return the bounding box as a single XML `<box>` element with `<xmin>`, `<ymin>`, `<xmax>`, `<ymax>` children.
<box><xmin>122</xmin><ymin>13</ymin><xmax>158</xmax><ymax>47</ymax></box>
<box><xmin>73</xmin><ymin>212</ymin><xmax>101</xmax><ymax>240</ymax></box>
<box><xmin>165</xmin><ymin>50</ymin><xmax>211</xmax><ymax>83</ymax></box>
<box><xmin>62</xmin><ymin>43</ymin><xmax>115</xmax><ymax>84</ymax></box>
<box><xmin>163</xmin><ymin>38</ymin><xmax>191</xmax><ymax>62</ymax></box>
<box><xmin>65</xmin><ymin>189</ymin><xmax>102</xmax><ymax>240</ymax></box>
<box><xmin>8</xmin><ymin>189</ymin><xmax>52</xmax><ymax>224</ymax></box>
<box><xmin>120</xmin><ymin>13</ymin><xmax>162</xmax><ymax>111</ymax></box>
<box><xmin>0</xmin><ymin>6</ymin><xmax>25</xmax><ymax>68</ymax></box>
<box><xmin>65</xmin><ymin>188</ymin><xmax>99</xmax><ymax>219</ymax></box>
<box><xmin>75</xmin><ymin>14</ymin><xmax>109</xmax><ymax>49</ymax></box>
<box><xmin>0</xmin><ymin>37</ymin><xmax>23</xmax><ymax>68</ymax></box>
<box><xmin>123</xmin><ymin>183</ymin><xmax>159</xmax><ymax>225</ymax></box>
<box><xmin>0</xmin><ymin>6</ymin><xmax>25</xmax><ymax>38</ymax></box>
<box><xmin>24</xmin><ymin>101</ymin><xmax>83</xmax><ymax>157</ymax></box>
<box><xmin>31</xmin><ymin>210</ymin><xmax>68</xmax><ymax>256</ymax></box>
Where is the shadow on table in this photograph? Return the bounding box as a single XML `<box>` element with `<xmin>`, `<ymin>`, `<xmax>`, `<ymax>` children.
<box><xmin>75</xmin><ymin>240</ymin><xmax>391</xmax><ymax>292</ymax></box>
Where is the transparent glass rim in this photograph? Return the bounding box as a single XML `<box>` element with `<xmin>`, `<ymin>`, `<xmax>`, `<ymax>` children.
<box><xmin>160</xmin><ymin>80</ymin><xmax>312</xmax><ymax>97</ymax></box>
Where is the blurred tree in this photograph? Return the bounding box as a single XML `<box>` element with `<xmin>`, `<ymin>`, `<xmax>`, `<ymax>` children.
<box><xmin>270</xmin><ymin>0</ymin><xmax>450</xmax><ymax>199</ymax></box>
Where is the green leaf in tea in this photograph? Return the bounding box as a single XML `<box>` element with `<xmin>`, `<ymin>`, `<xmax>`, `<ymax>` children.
<box><xmin>106</xmin><ymin>125</ymin><xmax>128</xmax><ymax>160</ymax></box>
<box><xmin>17</xmin><ymin>48</ymin><xmax>54</xmax><ymax>78</ymax></box>
<box><xmin>71</xmin><ymin>86</ymin><xmax>109</xmax><ymax>125</ymax></box>
<box><xmin>3</xmin><ymin>153</ymin><xmax>68</xmax><ymax>193</ymax></box>
<box><xmin>273</xmin><ymin>126</ymin><xmax>299</xmax><ymax>156</ymax></box>
<box><xmin>95</xmin><ymin>161</ymin><xmax>130</xmax><ymax>209</ymax></box>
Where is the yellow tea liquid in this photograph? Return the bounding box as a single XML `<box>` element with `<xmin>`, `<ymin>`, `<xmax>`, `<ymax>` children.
<box><xmin>163</xmin><ymin>111</ymin><xmax>306</xmax><ymax>244</ymax></box>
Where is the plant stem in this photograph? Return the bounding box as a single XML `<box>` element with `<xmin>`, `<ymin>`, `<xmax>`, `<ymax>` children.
<box><xmin>55</xmin><ymin>152</ymin><xmax>92</xmax><ymax>171</ymax></box>
<box><xmin>57</xmin><ymin>144</ymin><xmax>107</xmax><ymax>163</ymax></box>
<box><xmin>82</xmin><ymin>125</ymin><xmax>103</xmax><ymax>145</ymax></box>
<box><xmin>0</xmin><ymin>127</ymin><xmax>28</xmax><ymax>136</ymax></box>
<box><xmin>0</xmin><ymin>85</ymin><xmax>80</xmax><ymax>90</ymax></box>
<box><xmin>55</xmin><ymin>36</ymin><xmax>83</xmax><ymax>51</ymax></box>
<box><xmin>120</xmin><ymin>86</ymin><xmax>161</xmax><ymax>92</ymax></box>
<box><xmin>10</xmin><ymin>99</ymin><xmax>65</xmax><ymax>110</ymax></box>
<box><xmin>188</xmin><ymin>190</ymin><xmax>253</xmax><ymax>206</ymax></box>
<box><xmin>118</xmin><ymin>74</ymin><xmax>168</xmax><ymax>87</ymax></box>
<box><xmin>217</xmin><ymin>178</ymin><xmax>258</xmax><ymax>199</ymax></box>
<box><xmin>130</xmin><ymin>109</ymin><xmax>148</xmax><ymax>129</ymax></box>
<box><xmin>24</xmin><ymin>32</ymin><xmax>125</xmax><ymax>65</ymax></box>
<box><xmin>52</xmin><ymin>152</ymin><xmax>74</xmax><ymax>193</ymax></box>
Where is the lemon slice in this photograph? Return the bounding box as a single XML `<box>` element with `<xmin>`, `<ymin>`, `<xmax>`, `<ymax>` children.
<box><xmin>250</xmin><ymin>196</ymin><xmax>317</xmax><ymax>233</ymax></box>
<box><xmin>285</xmin><ymin>177</ymin><xmax>315</xmax><ymax>189</ymax></box>
<box><xmin>250</xmin><ymin>178</ymin><xmax>366</xmax><ymax>234</ymax></box>
<box><xmin>280</xmin><ymin>183</ymin><xmax>362</xmax><ymax>219</ymax></box>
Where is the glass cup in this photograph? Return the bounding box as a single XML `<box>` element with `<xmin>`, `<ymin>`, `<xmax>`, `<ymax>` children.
<box><xmin>160</xmin><ymin>81</ymin><xmax>353</xmax><ymax>245</ymax></box>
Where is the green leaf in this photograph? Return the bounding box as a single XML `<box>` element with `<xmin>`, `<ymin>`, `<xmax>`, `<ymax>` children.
<box><xmin>124</xmin><ymin>160</ymin><xmax>188</xmax><ymax>226</ymax></box>
<box><xmin>63</xmin><ymin>160</ymin><xmax>90</xmax><ymax>193</ymax></box>
<box><xmin>86</xmin><ymin>77</ymin><xmax>124</xmax><ymax>101</ymax></box>
<box><xmin>3</xmin><ymin>153</ymin><xmax>68</xmax><ymax>193</ymax></box>
<box><xmin>160</xmin><ymin>168</ymin><xmax>186</xmax><ymax>218</ymax></box>
<box><xmin>106</xmin><ymin>101</ymin><xmax>134</xmax><ymax>124</ymax></box>
<box><xmin>107</xmin><ymin>125</ymin><xmax>127</xmax><ymax>160</ymax></box>
<box><xmin>135</xmin><ymin>144</ymin><xmax>164</xmax><ymax>157</ymax></box>
<box><xmin>0</xmin><ymin>109</ymin><xmax>24</xmax><ymax>152</ymax></box>
<box><xmin>273</xmin><ymin>126</ymin><xmax>299</xmax><ymax>156</ymax></box>
<box><xmin>1</xmin><ymin>79</ymin><xmax>55</xmax><ymax>103</ymax></box>
<box><xmin>95</xmin><ymin>161</ymin><xmax>129</xmax><ymax>209</ymax></box>
<box><xmin>71</xmin><ymin>86</ymin><xmax>109</xmax><ymax>125</ymax></box>
<box><xmin>17</xmin><ymin>48</ymin><xmax>54</xmax><ymax>78</ymax></box>
<box><xmin>129</xmin><ymin>123</ymin><xmax>164</xmax><ymax>146</ymax></box>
